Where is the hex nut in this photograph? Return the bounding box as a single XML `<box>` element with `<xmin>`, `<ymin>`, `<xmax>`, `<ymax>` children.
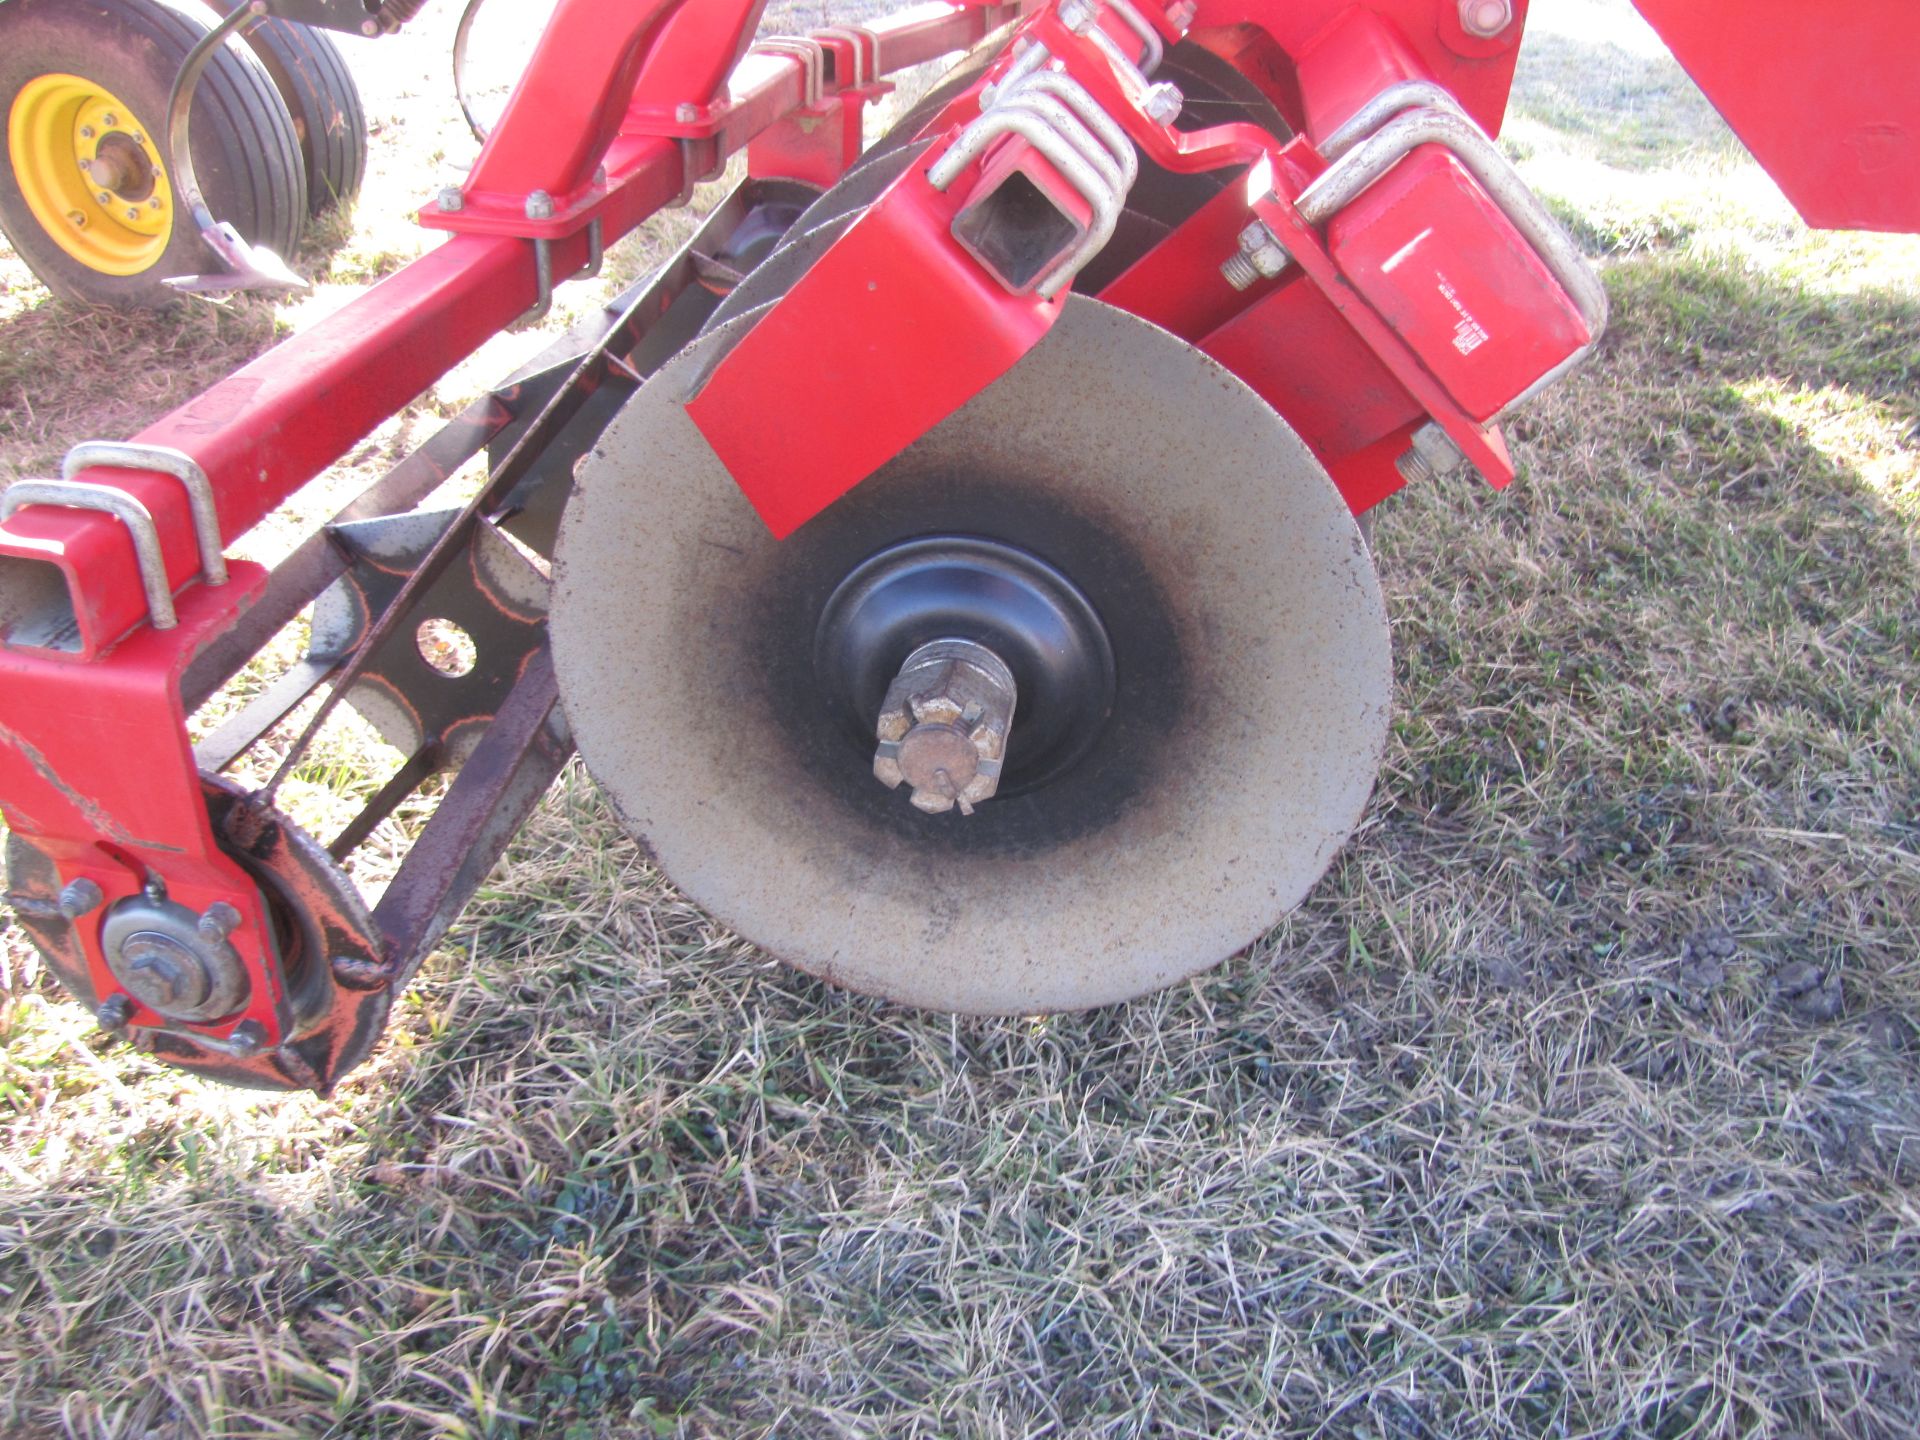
<box><xmin>872</xmin><ymin>639</ymin><xmax>1017</xmax><ymax>816</ymax></box>
<box><xmin>1459</xmin><ymin>0</ymin><xmax>1513</xmax><ymax>38</ymax></box>
<box><xmin>1143</xmin><ymin>82</ymin><xmax>1184</xmax><ymax>126</ymax></box>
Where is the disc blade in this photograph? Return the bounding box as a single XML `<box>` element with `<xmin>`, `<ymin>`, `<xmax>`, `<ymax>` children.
<box><xmin>553</xmin><ymin>296</ymin><xmax>1390</xmax><ymax>1013</ymax></box>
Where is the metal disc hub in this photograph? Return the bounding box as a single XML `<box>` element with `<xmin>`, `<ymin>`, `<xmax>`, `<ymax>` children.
<box><xmin>816</xmin><ymin>536</ymin><xmax>1115</xmax><ymax>798</ymax></box>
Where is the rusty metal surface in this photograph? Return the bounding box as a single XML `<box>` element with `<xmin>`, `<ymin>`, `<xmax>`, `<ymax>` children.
<box><xmin>182</xmin><ymin>390</ymin><xmax>519</xmax><ymax>714</ymax></box>
<box><xmin>552</xmin><ymin>297</ymin><xmax>1392</xmax><ymax>1014</ymax></box>
<box><xmin>4</xmin><ymin>778</ymin><xmax>389</xmax><ymax>1093</ymax></box>
<box><xmin>310</xmin><ymin>509</ymin><xmax>550</xmax><ymax>767</ymax></box>
<box><xmin>370</xmin><ymin>648</ymin><xmax>570</xmax><ymax>986</ymax></box>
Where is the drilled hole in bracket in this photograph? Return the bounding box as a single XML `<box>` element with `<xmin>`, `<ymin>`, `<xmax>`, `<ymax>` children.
<box><xmin>416</xmin><ymin>618</ymin><xmax>478</xmax><ymax>678</ymax></box>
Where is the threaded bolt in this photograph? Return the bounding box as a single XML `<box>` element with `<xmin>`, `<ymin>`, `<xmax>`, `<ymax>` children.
<box><xmin>96</xmin><ymin>993</ymin><xmax>134</xmax><ymax>1032</ymax></box>
<box><xmin>1220</xmin><ymin>251</ymin><xmax>1261</xmax><ymax>290</ymax></box>
<box><xmin>1221</xmin><ymin>220</ymin><xmax>1290</xmax><ymax>289</ymax></box>
<box><xmin>1395</xmin><ymin>448</ymin><xmax>1436</xmax><ymax>486</ymax></box>
<box><xmin>58</xmin><ymin>878</ymin><xmax>104</xmax><ymax>919</ymax></box>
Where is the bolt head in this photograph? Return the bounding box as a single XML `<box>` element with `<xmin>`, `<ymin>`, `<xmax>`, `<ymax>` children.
<box><xmin>1402</xmin><ymin>421</ymin><xmax>1472</xmax><ymax>484</ymax></box>
<box><xmin>524</xmin><ymin>189</ymin><xmax>554</xmax><ymax>221</ymax></box>
<box><xmin>132</xmin><ymin>131</ymin><xmax>145</xmax><ymax>146</ymax></box>
<box><xmin>148</xmin><ymin>196</ymin><xmax>162</xmax><ymax>210</ymax></box>
<box><xmin>226</xmin><ymin>1020</ymin><xmax>267</xmax><ymax>1058</ymax></box>
<box><xmin>58</xmin><ymin>878</ymin><xmax>104</xmax><ymax>919</ymax></box>
<box><xmin>436</xmin><ymin>185</ymin><xmax>464</xmax><ymax>212</ymax></box>
<box><xmin>96</xmin><ymin>190</ymin><xmax>112</xmax><ymax>205</ymax></box>
<box><xmin>1235</xmin><ymin>220</ymin><xmax>1291</xmax><ymax>278</ymax></box>
<box><xmin>1459</xmin><ymin>0</ymin><xmax>1513</xmax><ymax>38</ymax></box>
<box><xmin>96</xmin><ymin>994</ymin><xmax>134</xmax><ymax>1033</ymax></box>
<box><xmin>197</xmin><ymin>901</ymin><xmax>242</xmax><ymax>941</ymax></box>
<box><xmin>101</xmin><ymin>112</ymin><xmax>117</xmax><ymax>127</ymax></box>
<box><xmin>78</xmin><ymin>125</ymin><xmax>95</xmax><ymax>140</ymax></box>
<box><xmin>674</xmin><ymin>102</ymin><xmax>701</xmax><ymax>124</ymax></box>
<box><xmin>1058</xmin><ymin>0</ymin><xmax>1097</xmax><ymax>34</ymax></box>
<box><xmin>125</xmin><ymin>206</ymin><xmax>140</xmax><ymax>220</ymax></box>
<box><xmin>872</xmin><ymin>639</ymin><xmax>1017</xmax><ymax>817</ymax></box>
<box><xmin>1143</xmin><ymin>82</ymin><xmax>1184</xmax><ymax>126</ymax></box>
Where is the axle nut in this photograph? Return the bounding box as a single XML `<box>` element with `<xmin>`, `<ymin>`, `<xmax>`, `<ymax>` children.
<box><xmin>873</xmin><ymin>639</ymin><xmax>1018</xmax><ymax>816</ymax></box>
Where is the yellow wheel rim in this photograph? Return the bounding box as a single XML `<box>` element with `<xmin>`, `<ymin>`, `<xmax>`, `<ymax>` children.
<box><xmin>8</xmin><ymin>73</ymin><xmax>173</xmax><ymax>276</ymax></box>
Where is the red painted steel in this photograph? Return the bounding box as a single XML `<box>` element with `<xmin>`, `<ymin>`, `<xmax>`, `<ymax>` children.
<box><xmin>1328</xmin><ymin>146</ymin><xmax>1589</xmax><ymax>423</ymax></box>
<box><xmin>0</xmin><ymin>0</ymin><xmax>1044</xmax><ymax>1062</ymax></box>
<box><xmin>1632</xmin><ymin>0</ymin><xmax>1920</xmax><ymax>233</ymax></box>
<box><xmin>685</xmin><ymin>160</ymin><xmax>1061</xmax><ymax>539</ymax></box>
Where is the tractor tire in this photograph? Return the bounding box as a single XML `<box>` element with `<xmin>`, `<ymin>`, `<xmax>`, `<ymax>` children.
<box><xmin>206</xmin><ymin>1</ymin><xmax>367</xmax><ymax>216</ymax></box>
<box><xmin>0</xmin><ymin>0</ymin><xmax>307</xmax><ymax>307</ymax></box>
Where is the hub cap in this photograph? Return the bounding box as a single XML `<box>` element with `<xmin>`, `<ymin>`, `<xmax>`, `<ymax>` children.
<box><xmin>9</xmin><ymin>73</ymin><xmax>171</xmax><ymax>274</ymax></box>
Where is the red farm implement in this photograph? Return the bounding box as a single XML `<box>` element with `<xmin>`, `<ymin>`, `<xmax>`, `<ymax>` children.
<box><xmin>1</xmin><ymin>0</ymin><xmax>1915</xmax><ymax>1092</ymax></box>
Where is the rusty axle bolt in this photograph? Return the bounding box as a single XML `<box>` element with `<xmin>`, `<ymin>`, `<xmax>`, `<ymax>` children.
<box><xmin>873</xmin><ymin>639</ymin><xmax>1018</xmax><ymax>816</ymax></box>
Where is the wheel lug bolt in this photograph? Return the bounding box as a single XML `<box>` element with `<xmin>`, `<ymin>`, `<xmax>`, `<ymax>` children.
<box><xmin>872</xmin><ymin>639</ymin><xmax>1017</xmax><ymax>816</ymax></box>
<box><xmin>96</xmin><ymin>994</ymin><xmax>134</xmax><ymax>1033</ymax></box>
<box><xmin>79</xmin><ymin>124</ymin><xmax>95</xmax><ymax>139</ymax></box>
<box><xmin>148</xmin><ymin>197</ymin><xmax>163</xmax><ymax>210</ymax></box>
<box><xmin>96</xmin><ymin>190</ymin><xmax>112</xmax><ymax>205</ymax></box>
<box><xmin>102</xmin><ymin>112</ymin><xmax>118</xmax><ymax>126</ymax></box>
<box><xmin>125</xmin><ymin>206</ymin><xmax>140</xmax><ymax>220</ymax></box>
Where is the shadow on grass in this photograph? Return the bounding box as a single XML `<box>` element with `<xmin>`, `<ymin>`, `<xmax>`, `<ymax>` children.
<box><xmin>0</xmin><ymin>288</ymin><xmax>280</xmax><ymax>478</ymax></box>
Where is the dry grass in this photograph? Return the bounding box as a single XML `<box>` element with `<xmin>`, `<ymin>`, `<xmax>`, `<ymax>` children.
<box><xmin>4</xmin><ymin>3</ymin><xmax>1920</xmax><ymax>1437</ymax></box>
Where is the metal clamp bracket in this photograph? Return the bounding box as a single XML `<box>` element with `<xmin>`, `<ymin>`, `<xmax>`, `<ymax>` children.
<box><xmin>755</xmin><ymin>37</ymin><xmax>827</xmax><ymax>110</ymax></box>
<box><xmin>814</xmin><ymin>25</ymin><xmax>876</xmax><ymax>89</ymax></box>
<box><xmin>931</xmin><ymin>42</ymin><xmax>1139</xmax><ymax>298</ymax></box>
<box><xmin>63</xmin><ymin>441</ymin><xmax>228</xmax><ymax>588</ymax></box>
<box><xmin>1</xmin><ymin>481</ymin><xmax>177</xmax><ymax>630</ymax></box>
<box><xmin>1318</xmin><ymin>79</ymin><xmax>1467</xmax><ymax>162</ymax></box>
<box><xmin>1105</xmin><ymin>0</ymin><xmax>1165</xmax><ymax>75</ymax></box>
<box><xmin>517</xmin><ymin>216</ymin><xmax>603</xmax><ymax>324</ymax></box>
<box><xmin>1294</xmin><ymin>99</ymin><xmax>1608</xmax><ymax>411</ymax></box>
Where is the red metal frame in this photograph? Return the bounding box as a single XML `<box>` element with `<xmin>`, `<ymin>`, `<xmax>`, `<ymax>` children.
<box><xmin>15</xmin><ymin>0</ymin><xmax>1891</xmax><ymax>1072</ymax></box>
<box><xmin>0</xmin><ymin>0</ymin><xmax>1039</xmax><ymax>1054</ymax></box>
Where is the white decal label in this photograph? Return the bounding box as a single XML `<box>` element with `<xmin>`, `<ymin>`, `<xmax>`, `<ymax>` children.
<box><xmin>1435</xmin><ymin>271</ymin><xmax>1490</xmax><ymax>356</ymax></box>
